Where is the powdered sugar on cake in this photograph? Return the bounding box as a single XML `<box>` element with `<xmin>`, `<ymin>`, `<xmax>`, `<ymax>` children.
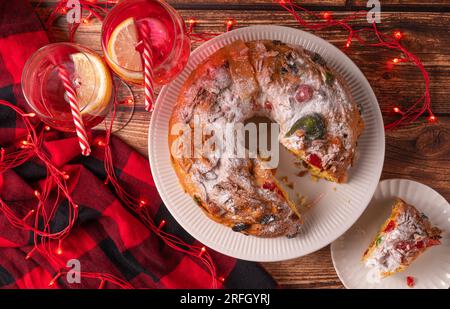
<box><xmin>169</xmin><ymin>40</ymin><xmax>364</xmax><ymax>237</ymax></box>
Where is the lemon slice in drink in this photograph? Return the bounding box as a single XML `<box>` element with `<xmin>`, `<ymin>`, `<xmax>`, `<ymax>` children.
<box><xmin>71</xmin><ymin>52</ymin><xmax>113</xmax><ymax>116</ymax></box>
<box><xmin>107</xmin><ymin>17</ymin><xmax>143</xmax><ymax>83</ymax></box>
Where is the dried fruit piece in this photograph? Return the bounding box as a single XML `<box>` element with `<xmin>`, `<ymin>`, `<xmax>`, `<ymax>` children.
<box><xmin>324</xmin><ymin>71</ymin><xmax>334</xmax><ymax>86</ymax></box>
<box><xmin>262</xmin><ymin>182</ymin><xmax>276</xmax><ymax>191</ymax></box>
<box><xmin>193</xmin><ymin>195</ymin><xmax>202</xmax><ymax>206</ymax></box>
<box><xmin>294</xmin><ymin>84</ymin><xmax>314</xmax><ymax>103</ymax></box>
<box><xmin>375</xmin><ymin>235</ymin><xmax>383</xmax><ymax>246</ymax></box>
<box><xmin>308</xmin><ymin>154</ymin><xmax>322</xmax><ymax>169</ymax></box>
<box><xmin>427</xmin><ymin>238</ymin><xmax>441</xmax><ymax>247</ymax></box>
<box><xmin>260</xmin><ymin>214</ymin><xmax>275</xmax><ymax>225</ymax></box>
<box><xmin>406</xmin><ymin>276</ymin><xmax>415</xmax><ymax>287</ymax></box>
<box><xmin>415</xmin><ymin>240</ymin><xmax>424</xmax><ymax>249</ymax></box>
<box><xmin>383</xmin><ymin>220</ymin><xmax>396</xmax><ymax>233</ymax></box>
<box><xmin>232</xmin><ymin>223</ymin><xmax>249</xmax><ymax>232</ymax></box>
<box><xmin>285</xmin><ymin>113</ymin><xmax>325</xmax><ymax>140</ymax></box>
<box><xmin>311</xmin><ymin>52</ymin><xmax>326</xmax><ymax>65</ymax></box>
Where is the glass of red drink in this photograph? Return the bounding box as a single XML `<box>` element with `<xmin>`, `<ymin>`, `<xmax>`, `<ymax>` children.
<box><xmin>22</xmin><ymin>43</ymin><xmax>115</xmax><ymax>132</ymax></box>
<box><xmin>101</xmin><ymin>0</ymin><xmax>191</xmax><ymax>85</ymax></box>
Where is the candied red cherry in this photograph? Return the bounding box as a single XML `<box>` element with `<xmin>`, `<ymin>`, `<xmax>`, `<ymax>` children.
<box><xmin>406</xmin><ymin>276</ymin><xmax>415</xmax><ymax>288</ymax></box>
<box><xmin>263</xmin><ymin>182</ymin><xmax>276</xmax><ymax>191</ymax></box>
<box><xmin>295</xmin><ymin>84</ymin><xmax>314</xmax><ymax>103</ymax></box>
<box><xmin>308</xmin><ymin>153</ymin><xmax>322</xmax><ymax>169</ymax></box>
<box><xmin>415</xmin><ymin>240</ymin><xmax>424</xmax><ymax>249</ymax></box>
<box><xmin>383</xmin><ymin>220</ymin><xmax>396</xmax><ymax>233</ymax></box>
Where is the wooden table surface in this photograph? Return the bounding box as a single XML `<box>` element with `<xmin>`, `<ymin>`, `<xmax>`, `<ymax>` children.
<box><xmin>33</xmin><ymin>0</ymin><xmax>450</xmax><ymax>288</ymax></box>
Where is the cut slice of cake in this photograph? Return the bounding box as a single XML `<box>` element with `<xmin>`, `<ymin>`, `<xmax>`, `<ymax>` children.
<box><xmin>362</xmin><ymin>198</ymin><xmax>442</xmax><ymax>278</ymax></box>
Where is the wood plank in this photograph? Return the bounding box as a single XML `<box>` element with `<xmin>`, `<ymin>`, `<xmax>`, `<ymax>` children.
<box><xmin>382</xmin><ymin>119</ymin><xmax>450</xmax><ymax>199</ymax></box>
<box><xmin>351</xmin><ymin>0</ymin><xmax>450</xmax><ymax>9</ymax></box>
<box><xmin>36</xmin><ymin>9</ymin><xmax>450</xmax><ymax>114</ymax></box>
<box><xmin>34</xmin><ymin>0</ymin><xmax>450</xmax><ymax>10</ymax></box>
<box><xmin>167</xmin><ymin>0</ymin><xmax>348</xmax><ymax>9</ymax></box>
<box><xmin>262</xmin><ymin>247</ymin><xmax>343</xmax><ymax>288</ymax></box>
<box><xmin>168</xmin><ymin>0</ymin><xmax>346</xmax><ymax>5</ymax></box>
<box><xmin>32</xmin><ymin>0</ymin><xmax>348</xmax><ymax>8</ymax></box>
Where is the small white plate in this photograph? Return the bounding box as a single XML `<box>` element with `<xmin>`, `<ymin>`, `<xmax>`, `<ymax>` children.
<box><xmin>149</xmin><ymin>25</ymin><xmax>385</xmax><ymax>261</ymax></box>
<box><xmin>331</xmin><ymin>179</ymin><xmax>450</xmax><ymax>289</ymax></box>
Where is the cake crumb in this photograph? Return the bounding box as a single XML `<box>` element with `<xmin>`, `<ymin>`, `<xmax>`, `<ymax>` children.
<box><xmin>333</xmin><ymin>186</ymin><xmax>337</xmax><ymax>191</ymax></box>
<box><xmin>297</xmin><ymin>170</ymin><xmax>308</xmax><ymax>177</ymax></box>
<box><xmin>280</xmin><ymin>175</ymin><xmax>294</xmax><ymax>189</ymax></box>
<box><xmin>296</xmin><ymin>192</ymin><xmax>325</xmax><ymax>209</ymax></box>
<box><xmin>296</xmin><ymin>193</ymin><xmax>309</xmax><ymax>208</ymax></box>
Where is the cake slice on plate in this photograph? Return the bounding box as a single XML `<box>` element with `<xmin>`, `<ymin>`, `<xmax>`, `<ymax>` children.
<box><xmin>362</xmin><ymin>198</ymin><xmax>441</xmax><ymax>278</ymax></box>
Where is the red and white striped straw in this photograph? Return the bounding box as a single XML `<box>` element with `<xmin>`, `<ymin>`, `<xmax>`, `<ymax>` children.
<box><xmin>140</xmin><ymin>23</ymin><xmax>155</xmax><ymax>112</ymax></box>
<box><xmin>58</xmin><ymin>65</ymin><xmax>91</xmax><ymax>156</ymax></box>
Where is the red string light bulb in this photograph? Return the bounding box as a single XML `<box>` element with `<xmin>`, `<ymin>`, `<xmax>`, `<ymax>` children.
<box><xmin>394</xmin><ymin>31</ymin><xmax>403</xmax><ymax>40</ymax></box>
<box><xmin>95</xmin><ymin>138</ymin><xmax>106</xmax><ymax>147</ymax></box>
<box><xmin>34</xmin><ymin>190</ymin><xmax>41</xmax><ymax>199</ymax></box>
<box><xmin>48</xmin><ymin>273</ymin><xmax>61</xmax><ymax>287</ymax></box>
<box><xmin>323</xmin><ymin>12</ymin><xmax>332</xmax><ymax>20</ymax></box>
<box><xmin>199</xmin><ymin>246</ymin><xmax>206</xmax><ymax>257</ymax></box>
<box><xmin>345</xmin><ymin>32</ymin><xmax>353</xmax><ymax>48</ymax></box>
<box><xmin>187</xmin><ymin>17</ymin><xmax>196</xmax><ymax>32</ymax></box>
<box><xmin>22</xmin><ymin>209</ymin><xmax>35</xmax><ymax>221</ymax></box>
<box><xmin>158</xmin><ymin>220</ymin><xmax>166</xmax><ymax>230</ymax></box>
<box><xmin>139</xmin><ymin>199</ymin><xmax>147</xmax><ymax>208</ymax></box>
<box><xmin>8</xmin><ymin>0</ymin><xmax>434</xmax><ymax>290</ymax></box>
<box><xmin>25</xmin><ymin>248</ymin><xmax>36</xmax><ymax>260</ymax></box>
<box><xmin>225</xmin><ymin>19</ymin><xmax>236</xmax><ymax>32</ymax></box>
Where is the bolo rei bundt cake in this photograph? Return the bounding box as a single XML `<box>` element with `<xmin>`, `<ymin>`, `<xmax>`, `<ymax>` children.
<box><xmin>169</xmin><ymin>39</ymin><xmax>364</xmax><ymax>238</ymax></box>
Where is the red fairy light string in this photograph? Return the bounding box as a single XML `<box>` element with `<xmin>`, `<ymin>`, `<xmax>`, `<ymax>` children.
<box><xmin>274</xmin><ymin>0</ymin><xmax>433</xmax><ymax>129</ymax></box>
<box><xmin>187</xmin><ymin>18</ymin><xmax>225</xmax><ymax>42</ymax></box>
<box><xmin>44</xmin><ymin>1</ymin><xmax>434</xmax><ymax>129</ymax></box>
<box><xmin>19</xmin><ymin>0</ymin><xmax>432</xmax><ymax>289</ymax></box>
<box><xmin>102</xmin><ymin>103</ymin><xmax>218</xmax><ymax>287</ymax></box>
<box><xmin>0</xmin><ymin>101</ymin><xmax>140</xmax><ymax>288</ymax></box>
<box><xmin>186</xmin><ymin>0</ymin><xmax>434</xmax><ymax>129</ymax></box>
<box><xmin>45</xmin><ymin>0</ymin><xmax>109</xmax><ymax>42</ymax></box>
<box><xmin>0</xmin><ymin>98</ymin><xmax>219</xmax><ymax>288</ymax></box>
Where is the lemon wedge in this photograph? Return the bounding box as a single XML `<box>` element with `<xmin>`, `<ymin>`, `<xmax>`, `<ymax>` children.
<box><xmin>106</xmin><ymin>17</ymin><xmax>143</xmax><ymax>83</ymax></box>
<box><xmin>70</xmin><ymin>52</ymin><xmax>113</xmax><ymax>116</ymax></box>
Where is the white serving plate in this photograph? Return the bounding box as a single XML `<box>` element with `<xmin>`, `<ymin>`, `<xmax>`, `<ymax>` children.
<box><xmin>331</xmin><ymin>179</ymin><xmax>450</xmax><ymax>288</ymax></box>
<box><xmin>149</xmin><ymin>25</ymin><xmax>385</xmax><ymax>261</ymax></box>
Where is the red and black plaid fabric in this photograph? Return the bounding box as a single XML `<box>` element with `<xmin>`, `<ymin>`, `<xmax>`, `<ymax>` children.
<box><xmin>0</xmin><ymin>0</ymin><xmax>277</xmax><ymax>289</ymax></box>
